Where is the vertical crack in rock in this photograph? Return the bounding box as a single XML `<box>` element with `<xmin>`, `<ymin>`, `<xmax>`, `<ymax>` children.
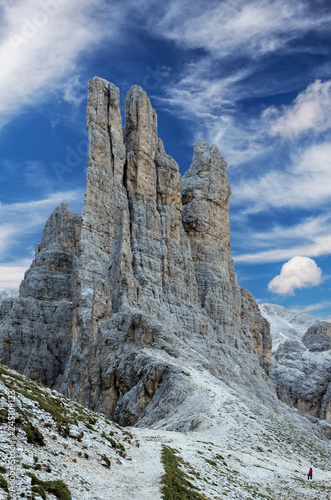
<box><xmin>107</xmin><ymin>83</ymin><xmax>115</xmax><ymax>178</ymax></box>
<box><xmin>0</xmin><ymin>77</ymin><xmax>275</xmax><ymax>428</ymax></box>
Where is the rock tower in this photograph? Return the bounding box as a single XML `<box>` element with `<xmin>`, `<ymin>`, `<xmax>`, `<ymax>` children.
<box><xmin>0</xmin><ymin>77</ymin><xmax>273</xmax><ymax>427</ymax></box>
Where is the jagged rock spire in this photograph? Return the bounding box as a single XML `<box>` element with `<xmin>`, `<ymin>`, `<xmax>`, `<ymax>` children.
<box><xmin>0</xmin><ymin>77</ymin><xmax>274</xmax><ymax>428</ymax></box>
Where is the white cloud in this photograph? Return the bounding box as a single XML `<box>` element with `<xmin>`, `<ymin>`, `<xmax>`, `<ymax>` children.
<box><xmin>265</xmin><ymin>79</ymin><xmax>331</xmax><ymax>138</ymax></box>
<box><xmin>233</xmin><ymin>214</ymin><xmax>331</xmax><ymax>264</ymax></box>
<box><xmin>0</xmin><ymin>0</ymin><xmax>122</xmax><ymax>127</ymax></box>
<box><xmin>62</xmin><ymin>74</ymin><xmax>85</xmax><ymax>107</ymax></box>
<box><xmin>291</xmin><ymin>300</ymin><xmax>331</xmax><ymax>315</ymax></box>
<box><xmin>268</xmin><ymin>256</ymin><xmax>322</xmax><ymax>295</ymax></box>
<box><xmin>235</xmin><ymin>237</ymin><xmax>331</xmax><ymax>264</ymax></box>
<box><xmin>0</xmin><ymin>258</ymin><xmax>32</xmax><ymax>290</ymax></box>
<box><xmin>150</xmin><ymin>1</ymin><xmax>331</xmax><ymax>166</ymax></box>
<box><xmin>151</xmin><ymin>0</ymin><xmax>331</xmax><ymax>58</ymax></box>
<box><xmin>232</xmin><ymin>142</ymin><xmax>331</xmax><ymax>211</ymax></box>
<box><xmin>0</xmin><ymin>189</ymin><xmax>83</xmax><ymax>259</ymax></box>
<box><xmin>157</xmin><ymin>58</ymin><xmax>271</xmax><ymax>165</ymax></box>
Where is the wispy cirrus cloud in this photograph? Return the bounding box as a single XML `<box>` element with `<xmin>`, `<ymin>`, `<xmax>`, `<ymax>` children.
<box><xmin>234</xmin><ymin>234</ymin><xmax>331</xmax><ymax>264</ymax></box>
<box><xmin>232</xmin><ymin>142</ymin><xmax>331</xmax><ymax>212</ymax></box>
<box><xmin>291</xmin><ymin>300</ymin><xmax>331</xmax><ymax>315</ymax></box>
<box><xmin>156</xmin><ymin>58</ymin><xmax>273</xmax><ymax>166</ymax></box>
<box><xmin>62</xmin><ymin>74</ymin><xmax>86</xmax><ymax>107</ymax></box>
<box><xmin>0</xmin><ymin>0</ymin><xmax>124</xmax><ymax>127</ymax></box>
<box><xmin>150</xmin><ymin>0</ymin><xmax>331</xmax><ymax>58</ymax></box>
<box><xmin>233</xmin><ymin>212</ymin><xmax>331</xmax><ymax>264</ymax></box>
<box><xmin>0</xmin><ymin>189</ymin><xmax>83</xmax><ymax>260</ymax></box>
<box><xmin>152</xmin><ymin>2</ymin><xmax>331</xmax><ymax>170</ymax></box>
<box><xmin>264</xmin><ymin>79</ymin><xmax>331</xmax><ymax>138</ymax></box>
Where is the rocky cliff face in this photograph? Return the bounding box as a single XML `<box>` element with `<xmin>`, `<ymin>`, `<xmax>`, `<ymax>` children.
<box><xmin>0</xmin><ymin>204</ymin><xmax>80</xmax><ymax>387</ymax></box>
<box><xmin>260</xmin><ymin>303</ymin><xmax>331</xmax><ymax>437</ymax></box>
<box><xmin>0</xmin><ymin>77</ymin><xmax>274</xmax><ymax>428</ymax></box>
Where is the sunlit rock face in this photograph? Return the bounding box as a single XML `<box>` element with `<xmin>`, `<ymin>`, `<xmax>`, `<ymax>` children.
<box><xmin>0</xmin><ymin>77</ymin><xmax>274</xmax><ymax>427</ymax></box>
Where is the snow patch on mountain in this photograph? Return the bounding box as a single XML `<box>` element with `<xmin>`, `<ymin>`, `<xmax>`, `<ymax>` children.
<box><xmin>259</xmin><ymin>303</ymin><xmax>318</xmax><ymax>351</ymax></box>
<box><xmin>0</xmin><ymin>289</ymin><xmax>19</xmax><ymax>301</ymax></box>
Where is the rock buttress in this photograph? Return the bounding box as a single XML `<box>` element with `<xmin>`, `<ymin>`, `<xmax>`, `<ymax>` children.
<box><xmin>0</xmin><ymin>204</ymin><xmax>80</xmax><ymax>387</ymax></box>
<box><xmin>0</xmin><ymin>77</ymin><xmax>275</xmax><ymax>428</ymax></box>
<box><xmin>63</xmin><ymin>79</ymin><xmax>274</xmax><ymax>426</ymax></box>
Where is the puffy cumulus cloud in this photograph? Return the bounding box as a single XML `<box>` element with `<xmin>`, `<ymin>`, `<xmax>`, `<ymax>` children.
<box><xmin>268</xmin><ymin>256</ymin><xmax>322</xmax><ymax>295</ymax></box>
<box><xmin>265</xmin><ymin>80</ymin><xmax>331</xmax><ymax>138</ymax></box>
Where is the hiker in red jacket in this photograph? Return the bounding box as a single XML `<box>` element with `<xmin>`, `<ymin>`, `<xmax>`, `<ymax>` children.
<box><xmin>308</xmin><ymin>467</ymin><xmax>313</xmax><ymax>480</ymax></box>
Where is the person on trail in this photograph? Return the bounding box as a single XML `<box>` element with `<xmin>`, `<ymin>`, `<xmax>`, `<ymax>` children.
<box><xmin>308</xmin><ymin>467</ymin><xmax>313</xmax><ymax>480</ymax></box>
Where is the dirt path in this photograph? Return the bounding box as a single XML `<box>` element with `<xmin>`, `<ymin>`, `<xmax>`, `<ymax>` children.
<box><xmin>87</xmin><ymin>431</ymin><xmax>164</xmax><ymax>500</ymax></box>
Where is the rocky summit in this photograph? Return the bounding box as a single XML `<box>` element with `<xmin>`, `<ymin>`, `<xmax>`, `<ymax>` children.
<box><xmin>0</xmin><ymin>77</ymin><xmax>274</xmax><ymax>428</ymax></box>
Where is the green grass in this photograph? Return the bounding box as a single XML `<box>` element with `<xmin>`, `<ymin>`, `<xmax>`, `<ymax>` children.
<box><xmin>0</xmin><ymin>365</ymin><xmax>94</xmax><ymax>433</ymax></box>
<box><xmin>28</xmin><ymin>473</ymin><xmax>71</xmax><ymax>500</ymax></box>
<box><xmin>100</xmin><ymin>454</ymin><xmax>111</xmax><ymax>468</ymax></box>
<box><xmin>101</xmin><ymin>431</ymin><xmax>125</xmax><ymax>451</ymax></box>
<box><xmin>0</xmin><ymin>475</ymin><xmax>9</xmax><ymax>493</ymax></box>
<box><xmin>32</xmin><ymin>484</ymin><xmax>46</xmax><ymax>499</ymax></box>
<box><xmin>22</xmin><ymin>422</ymin><xmax>45</xmax><ymax>447</ymax></box>
<box><xmin>0</xmin><ymin>465</ymin><xmax>6</xmax><ymax>474</ymax></box>
<box><xmin>161</xmin><ymin>445</ymin><xmax>208</xmax><ymax>500</ymax></box>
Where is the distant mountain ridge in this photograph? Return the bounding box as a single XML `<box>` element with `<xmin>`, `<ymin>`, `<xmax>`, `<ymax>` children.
<box><xmin>0</xmin><ymin>289</ymin><xmax>18</xmax><ymax>301</ymax></box>
<box><xmin>259</xmin><ymin>303</ymin><xmax>319</xmax><ymax>351</ymax></box>
<box><xmin>259</xmin><ymin>303</ymin><xmax>331</xmax><ymax>435</ymax></box>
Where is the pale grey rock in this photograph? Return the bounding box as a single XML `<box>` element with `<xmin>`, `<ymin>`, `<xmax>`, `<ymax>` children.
<box><xmin>262</xmin><ymin>304</ymin><xmax>331</xmax><ymax>430</ymax></box>
<box><xmin>259</xmin><ymin>303</ymin><xmax>318</xmax><ymax>351</ymax></box>
<box><xmin>302</xmin><ymin>322</ymin><xmax>331</xmax><ymax>352</ymax></box>
<box><xmin>0</xmin><ymin>289</ymin><xmax>18</xmax><ymax>301</ymax></box>
<box><xmin>181</xmin><ymin>142</ymin><xmax>240</xmax><ymax>330</ymax></box>
<box><xmin>241</xmin><ymin>289</ymin><xmax>272</xmax><ymax>376</ymax></box>
<box><xmin>68</xmin><ymin>424</ymin><xmax>84</xmax><ymax>440</ymax></box>
<box><xmin>20</xmin><ymin>202</ymin><xmax>81</xmax><ymax>300</ymax></box>
<box><xmin>0</xmin><ymin>203</ymin><xmax>80</xmax><ymax>387</ymax></box>
<box><xmin>0</xmin><ymin>77</ymin><xmax>275</xmax><ymax>428</ymax></box>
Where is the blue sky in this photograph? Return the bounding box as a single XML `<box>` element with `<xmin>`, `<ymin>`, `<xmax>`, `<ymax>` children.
<box><xmin>1</xmin><ymin>0</ymin><xmax>331</xmax><ymax>319</ymax></box>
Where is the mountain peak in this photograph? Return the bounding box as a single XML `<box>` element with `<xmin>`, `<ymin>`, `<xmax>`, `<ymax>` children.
<box><xmin>0</xmin><ymin>78</ymin><xmax>273</xmax><ymax>428</ymax></box>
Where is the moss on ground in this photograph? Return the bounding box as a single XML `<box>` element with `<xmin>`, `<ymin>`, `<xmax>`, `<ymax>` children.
<box><xmin>22</xmin><ymin>421</ymin><xmax>45</xmax><ymax>447</ymax></box>
<box><xmin>0</xmin><ymin>474</ymin><xmax>9</xmax><ymax>493</ymax></box>
<box><xmin>28</xmin><ymin>473</ymin><xmax>71</xmax><ymax>499</ymax></box>
<box><xmin>0</xmin><ymin>365</ymin><xmax>101</xmax><ymax>437</ymax></box>
<box><xmin>101</xmin><ymin>431</ymin><xmax>125</xmax><ymax>451</ymax></box>
<box><xmin>161</xmin><ymin>445</ymin><xmax>208</xmax><ymax>500</ymax></box>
